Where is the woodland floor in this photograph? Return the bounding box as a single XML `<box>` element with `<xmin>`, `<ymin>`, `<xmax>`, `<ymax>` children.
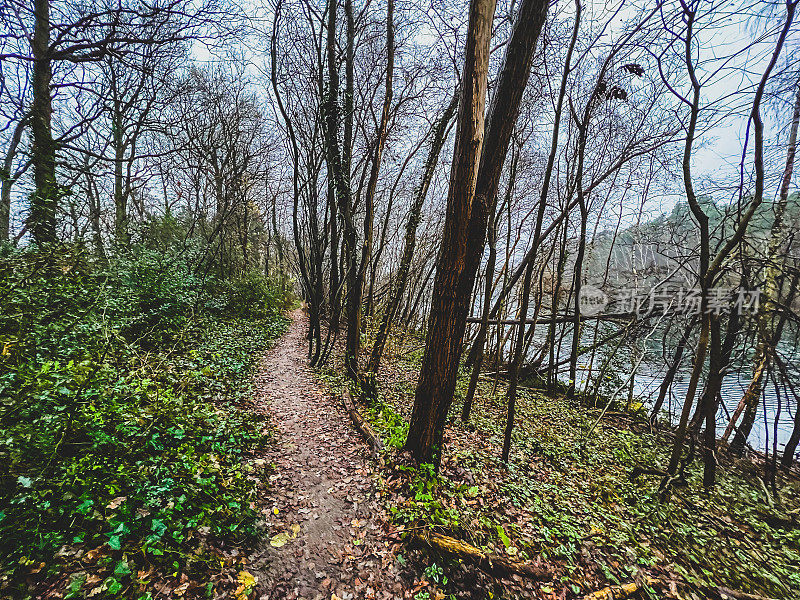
<box><xmin>247</xmin><ymin>310</ymin><xmax>415</xmax><ymax>599</ymax></box>
<box><xmin>244</xmin><ymin>311</ymin><xmax>800</xmax><ymax>600</ymax></box>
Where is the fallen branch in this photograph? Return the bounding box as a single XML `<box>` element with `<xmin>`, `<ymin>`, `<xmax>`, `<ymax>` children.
<box><xmin>341</xmin><ymin>388</ymin><xmax>383</xmax><ymax>459</ymax></box>
<box><xmin>408</xmin><ymin>529</ymin><xmax>553</xmax><ymax>580</ymax></box>
<box><xmin>717</xmin><ymin>587</ymin><xmax>778</xmax><ymax>600</ymax></box>
<box><xmin>756</xmin><ymin>508</ymin><xmax>800</xmax><ymax>530</ymax></box>
<box><xmin>581</xmin><ymin>578</ymin><xmax>657</xmax><ymax>600</ymax></box>
<box><xmin>629</xmin><ymin>466</ymin><xmax>667</xmax><ymax>481</ymax></box>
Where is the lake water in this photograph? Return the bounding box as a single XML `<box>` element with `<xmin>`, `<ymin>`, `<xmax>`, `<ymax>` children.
<box><xmin>469</xmin><ymin>322</ymin><xmax>799</xmax><ymax>458</ymax></box>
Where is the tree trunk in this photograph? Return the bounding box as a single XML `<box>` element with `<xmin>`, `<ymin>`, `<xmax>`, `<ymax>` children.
<box><xmin>321</xmin><ymin>0</ymin><xmax>356</xmax><ymax>371</ymax></box>
<box><xmin>405</xmin><ymin>0</ymin><xmax>549</xmax><ymax>465</ymax></box>
<box><xmin>339</xmin><ymin>0</ymin><xmax>360</xmax><ymax>378</ymax></box>
<box><xmin>110</xmin><ymin>64</ymin><xmax>130</xmax><ymax>246</ymax></box>
<box><xmin>728</xmin><ymin>80</ymin><xmax>800</xmax><ymax>453</ymax></box>
<box><xmin>1</xmin><ymin>116</ymin><xmax>28</xmax><ymax>242</ymax></box>
<box><xmin>85</xmin><ymin>166</ymin><xmax>106</xmax><ymax>261</ymax></box>
<box><xmin>783</xmin><ymin>393</ymin><xmax>800</xmax><ymax>469</ymax></box>
<box><xmin>650</xmin><ymin>320</ymin><xmax>694</xmax><ymax>423</ymax></box>
<box><xmin>404</xmin><ymin>0</ymin><xmax>497</xmax><ymax>464</ymax></box>
<box><xmin>29</xmin><ymin>0</ymin><xmax>58</xmax><ymax>244</ymax></box>
<box><xmin>662</xmin><ymin>4</ymin><xmax>710</xmax><ymax>488</ymax></box>
<box><xmin>665</xmin><ymin>0</ymin><xmax>795</xmax><ymax>487</ymax></box>
<box><xmin>701</xmin><ymin>315</ymin><xmax>722</xmax><ymax>486</ymax></box>
<box><xmin>350</xmin><ymin>0</ymin><xmax>394</xmax><ymax>378</ymax></box>
<box><xmin>461</xmin><ymin>189</ymin><xmax>501</xmax><ymax>422</ymax></box>
<box><xmin>700</xmin><ymin>306</ymin><xmax>741</xmax><ymax>486</ymax></box>
<box><xmin>503</xmin><ymin>258</ymin><xmax>535</xmax><ymax>462</ymax></box>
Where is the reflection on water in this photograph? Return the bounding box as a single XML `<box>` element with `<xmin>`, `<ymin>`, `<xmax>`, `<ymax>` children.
<box><xmin>568</xmin><ymin>361</ymin><xmax>798</xmax><ymax>457</ymax></box>
<box><xmin>470</xmin><ymin>323</ymin><xmax>798</xmax><ymax>458</ymax></box>
<box><xmin>631</xmin><ymin>370</ymin><xmax>796</xmax><ymax>453</ymax></box>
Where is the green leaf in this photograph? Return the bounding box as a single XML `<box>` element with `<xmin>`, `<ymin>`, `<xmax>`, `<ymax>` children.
<box><xmin>496</xmin><ymin>525</ymin><xmax>512</xmax><ymax>548</ymax></box>
<box><xmin>77</xmin><ymin>499</ymin><xmax>94</xmax><ymax>515</ymax></box>
<box><xmin>151</xmin><ymin>519</ymin><xmax>167</xmax><ymax>537</ymax></box>
<box><xmin>108</xmin><ymin>535</ymin><xmax>122</xmax><ymax>550</ymax></box>
<box><xmin>105</xmin><ymin>577</ymin><xmax>122</xmax><ymax>594</ymax></box>
<box><xmin>115</xmin><ymin>560</ymin><xmax>132</xmax><ymax>575</ymax></box>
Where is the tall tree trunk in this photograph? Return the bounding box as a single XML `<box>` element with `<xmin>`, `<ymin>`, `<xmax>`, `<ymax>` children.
<box><xmin>349</xmin><ymin>0</ymin><xmax>394</xmax><ymax>378</ymax></box>
<box><xmin>665</xmin><ymin>0</ymin><xmax>796</xmax><ymax>488</ymax></box>
<box><xmin>112</xmin><ymin>106</ymin><xmax>129</xmax><ymax>245</ymax></box>
<box><xmin>321</xmin><ymin>0</ymin><xmax>357</xmax><ymax>369</ymax></box>
<box><xmin>85</xmin><ymin>165</ymin><xmax>106</xmax><ymax>261</ymax></box>
<box><xmin>329</xmin><ymin>180</ymin><xmax>341</xmax><ymax>328</ymax></box>
<box><xmin>650</xmin><ymin>319</ymin><xmax>694</xmax><ymax>423</ymax></box>
<box><xmin>29</xmin><ymin>0</ymin><xmax>58</xmax><ymax>244</ymax></box>
<box><xmin>691</xmin><ymin>307</ymin><xmax>740</xmax><ymax>430</ymax></box>
<box><xmin>109</xmin><ymin>60</ymin><xmax>130</xmax><ymax>247</ymax></box>
<box><xmin>783</xmin><ymin>379</ymin><xmax>800</xmax><ymax>469</ymax></box>
<box><xmin>405</xmin><ymin>0</ymin><xmax>549</xmax><ymax>465</ymax></box>
<box><xmin>404</xmin><ymin>0</ymin><xmax>497</xmax><ymax>464</ymax></box>
<box><xmin>663</xmin><ymin>4</ymin><xmax>708</xmax><ymax>486</ymax></box>
<box><xmin>461</xmin><ymin>171</ymin><xmax>504</xmax><ymax>422</ymax></box>
<box><xmin>338</xmin><ymin>0</ymin><xmax>360</xmax><ymax>377</ymax></box>
<box><xmin>502</xmin><ymin>256</ymin><xmax>535</xmax><ymax>462</ymax></box>
<box><xmin>701</xmin><ymin>311</ymin><xmax>733</xmax><ymax>487</ymax></box>
<box><xmin>463</xmin><ymin>0</ymin><xmax>579</xmax><ymax>403</ymax></box>
<box><xmin>567</xmin><ymin>201</ymin><xmax>588</xmax><ymax>400</ymax></box>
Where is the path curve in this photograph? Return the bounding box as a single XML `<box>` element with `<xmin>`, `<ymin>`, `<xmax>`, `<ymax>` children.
<box><xmin>250</xmin><ymin>310</ymin><xmax>407</xmax><ymax>600</ymax></box>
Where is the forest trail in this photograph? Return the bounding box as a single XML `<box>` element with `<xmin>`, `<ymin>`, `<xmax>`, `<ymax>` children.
<box><xmin>249</xmin><ymin>309</ymin><xmax>406</xmax><ymax>600</ymax></box>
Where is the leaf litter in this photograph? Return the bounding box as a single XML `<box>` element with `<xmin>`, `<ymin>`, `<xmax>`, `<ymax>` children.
<box><xmin>246</xmin><ymin>310</ymin><xmax>416</xmax><ymax>599</ymax></box>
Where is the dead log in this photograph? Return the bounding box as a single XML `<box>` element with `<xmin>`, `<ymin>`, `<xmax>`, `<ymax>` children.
<box><xmin>341</xmin><ymin>388</ymin><xmax>383</xmax><ymax>459</ymax></box>
<box><xmin>581</xmin><ymin>578</ymin><xmax>657</xmax><ymax>600</ymax></box>
<box><xmin>409</xmin><ymin>529</ymin><xmax>553</xmax><ymax>580</ymax></box>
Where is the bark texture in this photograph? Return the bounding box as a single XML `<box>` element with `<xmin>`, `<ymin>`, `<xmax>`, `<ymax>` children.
<box><xmin>405</xmin><ymin>0</ymin><xmax>549</xmax><ymax>464</ymax></box>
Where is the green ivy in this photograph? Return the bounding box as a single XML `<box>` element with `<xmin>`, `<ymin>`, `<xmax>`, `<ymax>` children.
<box><xmin>0</xmin><ymin>245</ymin><xmax>290</xmax><ymax>598</ymax></box>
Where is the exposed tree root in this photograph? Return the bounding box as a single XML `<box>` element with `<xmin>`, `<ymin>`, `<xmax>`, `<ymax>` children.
<box><xmin>717</xmin><ymin>586</ymin><xmax>778</xmax><ymax>600</ymax></box>
<box><xmin>581</xmin><ymin>578</ymin><xmax>657</xmax><ymax>600</ymax></box>
<box><xmin>341</xmin><ymin>388</ymin><xmax>383</xmax><ymax>459</ymax></box>
<box><xmin>408</xmin><ymin>529</ymin><xmax>553</xmax><ymax>580</ymax></box>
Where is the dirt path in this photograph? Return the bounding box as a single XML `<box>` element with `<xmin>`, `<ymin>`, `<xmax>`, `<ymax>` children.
<box><xmin>249</xmin><ymin>310</ymin><xmax>408</xmax><ymax>600</ymax></box>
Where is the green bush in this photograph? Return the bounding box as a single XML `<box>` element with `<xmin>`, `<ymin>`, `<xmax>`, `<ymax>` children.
<box><xmin>205</xmin><ymin>270</ymin><xmax>292</xmax><ymax>319</ymax></box>
<box><xmin>0</xmin><ymin>244</ymin><xmax>290</xmax><ymax>598</ymax></box>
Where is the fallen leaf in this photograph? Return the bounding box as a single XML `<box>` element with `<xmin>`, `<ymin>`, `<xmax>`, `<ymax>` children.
<box><xmin>106</xmin><ymin>496</ymin><xmax>127</xmax><ymax>510</ymax></box>
<box><xmin>234</xmin><ymin>570</ymin><xmax>257</xmax><ymax>600</ymax></box>
<box><xmin>173</xmin><ymin>582</ymin><xmax>190</xmax><ymax>596</ymax></box>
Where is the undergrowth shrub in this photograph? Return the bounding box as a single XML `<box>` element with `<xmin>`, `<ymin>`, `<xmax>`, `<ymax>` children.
<box><xmin>0</xmin><ymin>244</ymin><xmax>291</xmax><ymax>599</ymax></box>
<box><xmin>205</xmin><ymin>270</ymin><xmax>291</xmax><ymax>319</ymax></box>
